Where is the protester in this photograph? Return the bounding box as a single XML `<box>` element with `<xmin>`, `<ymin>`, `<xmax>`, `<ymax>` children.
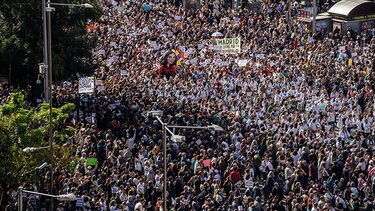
<box><xmin>3</xmin><ymin>0</ymin><xmax>375</xmax><ymax>210</ymax></box>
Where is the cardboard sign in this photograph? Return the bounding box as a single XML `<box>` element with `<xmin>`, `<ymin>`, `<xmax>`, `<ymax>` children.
<box><xmin>95</xmin><ymin>80</ymin><xmax>103</xmax><ymax>85</ymax></box>
<box><xmin>237</xmin><ymin>59</ymin><xmax>248</xmax><ymax>67</ymax></box>
<box><xmin>87</xmin><ymin>158</ymin><xmax>97</xmax><ymax>166</ymax></box>
<box><xmin>78</xmin><ymin>77</ymin><xmax>95</xmax><ymax>94</ymax></box>
<box><xmin>216</xmin><ymin>38</ymin><xmax>241</xmax><ymax>54</ymax></box>
<box><xmin>190</xmin><ymin>58</ymin><xmax>197</xmax><ymax>65</ymax></box>
<box><xmin>178</xmin><ymin>46</ymin><xmax>186</xmax><ymax>53</ymax></box>
<box><xmin>120</xmin><ymin>69</ymin><xmax>127</xmax><ymax>76</ymax></box>
<box><xmin>203</xmin><ymin>159</ymin><xmax>211</xmax><ymax>167</ymax></box>
<box><xmin>97</xmin><ymin>85</ymin><xmax>105</xmax><ymax>92</ymax></box>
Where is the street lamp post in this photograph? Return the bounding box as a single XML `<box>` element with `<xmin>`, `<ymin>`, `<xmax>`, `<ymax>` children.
<box><xmin>46</xmin><ymin>2</ymin><xmax>54</xmax><ymax>211</ymax></box>
<box><xmin>162</xmin><ymin>122</ymin><xmax>167</xmax><ymax>211</ymax></box>
<box><xmin>42</xmin><ymin>0</ymin><xmax>48</xmax><ymax>102</ymax></box>
<box><xmin>40</xmin><ymin>1</ymin><xmax>94</xmax><ymax>210</ymax></box>
<box><xmin>312</xmin><ymin>0</ymin><xmax>317</xmax><ymax>34</ymax></box>
<box><xmin>18</xmin><ymin>187</ymin><xmax>77</xmax><ymax>211</ymax></box>
<box><xmin>22</xmin><ymin>146</ymin><xmax>51</xmax><ymax>153</ymax></box>
<box><xmin>147</xmin><ymin>111</ymin><xmax>224</xmax><ymax>211</ymax></box>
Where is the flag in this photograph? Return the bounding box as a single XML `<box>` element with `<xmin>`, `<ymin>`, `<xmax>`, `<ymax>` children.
<box><xmin>174</xmin><ymin>49</ymin><xmax>183</xmax><ymax>66</ymax></box>
<box><xmin>86</xmin><ymin>24</ymin><xmax>95</xmax><ymax>31</ymax></box>
<box><xmin>348</xmin><ymin>58</ymin><xmax>352</xmax><ymax>66</ymax></box>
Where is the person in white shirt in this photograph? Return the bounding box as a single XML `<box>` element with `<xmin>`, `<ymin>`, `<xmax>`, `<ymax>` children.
<box><xmin>339</xmin><ymin>126</ymin><xmax>350</xmax><ymax>142</ymax></box>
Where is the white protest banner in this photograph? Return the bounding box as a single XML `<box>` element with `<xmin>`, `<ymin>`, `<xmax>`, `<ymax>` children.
<box><xmin>97</xmin><ymin>85</ymin><xmax>105</xmax><ymax>92</ymax></box>
<box><xmin>237</xmin><ymin>59</ymin><xmax>248</xmax><ymax>67</ymax></box>
<box><xmin>185</xmin><ymin>48</ymin><xmax>195</xmax><ymax>57</ymax></box>
<box><xmin>214</xmin><ymin>45</ymin><xmax>221</xmax><ymax>51</ymax></box>
<box><xmin>214</xmin><ymin>59</ymin><xmax>222</xmax><ymax>66</ymax></box>
<box><xmin>150</xmin><ymin>41</ymin><xmax>159</xmax><ymax>50</ymax></box>
<box><xmin>95</xmin><ymin>79</ymin><xmax>103</xmax><ymax>86</ymax></box>
<box><xmin>178</xmin><ymin>46</ymin><xmax>186</xmax><ymax>53</ymax></box>
<box><xmin>221</xmin><ymin>61</ymin><xmax>229</xmax><ymax>66</ymax></box>
<box><xmin>142</xmin><ymin>27</ymin><xmax>149</xmax><ymax>33</ymax></box>
<box><xmin>116</xmin><ymin>29</ymin><xmax>124</xmax><ymax>35</ymax></box>
<box><xmin>78</xmin><ymin>77</ymin><xmax>95</xmax><ymax>94</ymax></box>
<box><xmin>156</xmin><ymin>21</ymin><xmax>165</xmax><ymax>29</ymax></box>
<box><xmin>200</xmin><ymin>61</ymin><xmax>207</xmax><ymax>67</ymax></box>
<box><xmin>216</xmin><ymin>37</ymin><xmax>241</xmax><ymax>54</ymax></box>
<box><xmin>117</xmin><ymin>7</ymin><xmax>125</xmax><ymax>13</ymax></box>
<box><xmin>190</xmin><ymin>58</ymin><xmax>197</xmax><ymax>65</ymax></box>
<box><xmin>256</xmin><ymin>54</ymin><xmax>265</xmax><ymax>59</ymax></box>
<box><xmin>120</xmin><ymin>69</ymin><xmax>127</xmax><ymax>76</ymax></box>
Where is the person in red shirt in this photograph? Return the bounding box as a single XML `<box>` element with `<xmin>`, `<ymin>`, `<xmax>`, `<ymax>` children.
<box><xmin>230</xmin><ymin>166</ymin><xmax>241</xmax><ymax>183</ymax></box>
<box><xmin>159</xmin><ymin>50</ymin><xmax>177</xmax><ymax>79</ymax></box>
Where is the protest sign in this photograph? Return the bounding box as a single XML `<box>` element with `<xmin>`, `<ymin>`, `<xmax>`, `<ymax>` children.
<box><xmin>221</xmin><ymin>61</ymin><xmax>229</xmax><ymax>66</ymax></box>
<box><xmin>78</xmin><ymin>77</ymin><xmax>95</xmax><ymax>94</ymax></box>
<box><xmin>185</xmin><ymin>48</ymin><xmax>195</xmax><ymax>57</ymax></box>
<box><xmin>216</xmin><ymin>38</ymin><xmax>241</xmax><ymax>54</ymax></box>
<box><xmin>95</xmin><ymin>79</ymin><xmax>103</xmax><ymax>86</ymax></box>
<box><xmin>215</xmin><ymin>59</ymin><xmax>222</xmax><ymax>66</ymax></box>
<box><xmin>237</xmin><ymin>59</ymin><xmax>248</xmax><ymax>67</ymax></box>
<box><xmin>190</xmin><ymin>58</ymin><xmax>197</xmax><ymax>65</ymax></box>
<box><xmin>120</xmin><ymin>69</ymin><xmax>127</xmax><ymax>76</ymax></box>
<box><xmin>87</xmin><ymin>158</ymin><xmax>97</xmax><ymax>166</ymax></box>
<box><xmin>150</xmin><ymin>41</ymin><xmax>159</xmax><ymax>50</ymax></box>
<box><xmin>203</xmin><ymin>159</ymin><xmax>211</xmax><ymax>167</ymax></box>
<box><xmin>178</xmin><ymin>46</ymin><xmax>186</xmax><ymax>53</ymax></box>
<box><xmin>97</xmin><ymin>85</ymin><xmax>105</xmax><ymax>92</ymax></box>
<box><xmin>256</xmin><ymin>54</ymin><xmax>265</xmax><ymax>59</ymax></box>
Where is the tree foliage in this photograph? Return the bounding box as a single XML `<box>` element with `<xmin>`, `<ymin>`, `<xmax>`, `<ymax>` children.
<box><xmin>0</xmin><ymin>92</ymin><xmax>75</xmax><ymax>186</ymax></box>
<box><xmin>0</xmin><ymin>0</ymin><xmax>101</xmax><ymax>87</ymax></box>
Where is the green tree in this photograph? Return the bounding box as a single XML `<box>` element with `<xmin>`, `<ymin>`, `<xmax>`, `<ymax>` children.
<box><xmin>0</xmin><ymin>92</ymin><xmax>76</xmax><ymax>186</ymax></box>
<box><xmin>0</xmin><ymin>0</ymin><xmax>101</xmax><ymax>88</ymax></box>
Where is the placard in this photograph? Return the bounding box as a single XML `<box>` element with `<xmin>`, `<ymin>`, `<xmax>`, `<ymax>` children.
<box><xmin>203</xmin><ymin>159</ymin><xmax>211</xmax><ymax>167</ymax></box>
<box><xmin>237</xmin><ymin>59</ymin><xmax>248</xmax><ymax>67</ymax></box>
<box><xmin>97</xmin><ymin>85</ymin><xmax>105</xmax><ymax>92</ymax></box>
<box><xmin>78</xmin><ymin>77</ymin><xmax>95</xmax><ymax>94</ymax></box>
<box><xmin>87</xmin><ymin>158</ymin><xmax>97</xmax><ymax>166</ymax></box>
<box><xmin>120</xmin><ymin>69</ymin><xmax>127</xmax><ymax>76</ymax></box>
<box><xmin>216</xmin><ymin>38</ymin><xmax>241</xmax><ymax>54</ymax></box>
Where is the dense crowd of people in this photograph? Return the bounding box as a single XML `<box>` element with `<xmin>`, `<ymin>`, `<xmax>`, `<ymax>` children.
<box><xmin>3</xmin><ymin>0</ymin><xmax>375</xmax><ymax>210</ymax></box>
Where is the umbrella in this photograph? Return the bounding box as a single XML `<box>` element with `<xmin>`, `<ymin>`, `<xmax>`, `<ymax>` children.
<box><xmin>211</xmin><ymin>32</ymin><xmax>224</xmax><ymax>37</ymax></box>
<box><xmin>143</xmin><ymin>4</ymin><xmax>152</xmax><ymax>11</ymax></box>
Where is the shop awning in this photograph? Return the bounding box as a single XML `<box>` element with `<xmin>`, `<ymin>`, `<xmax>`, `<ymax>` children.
<box><xmin>328</xmin><ymin>0</ymin><xmax>375</xmax><ymax>20</ymax></box>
